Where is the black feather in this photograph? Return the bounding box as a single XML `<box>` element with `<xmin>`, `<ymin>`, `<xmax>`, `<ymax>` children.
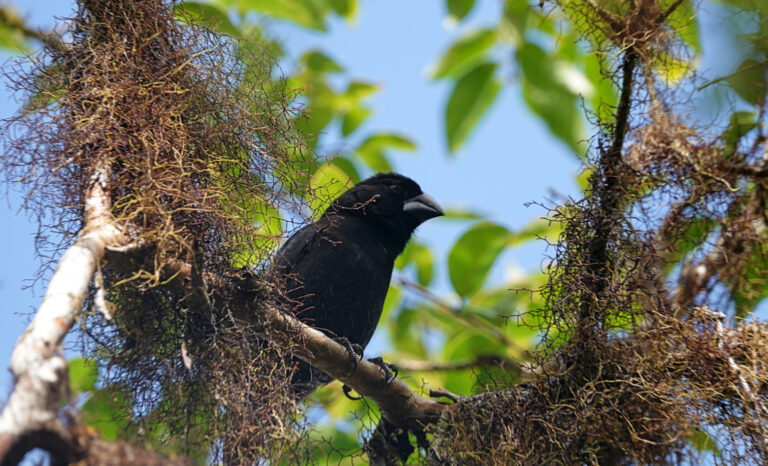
<box><xmin>274</xmin><ymin>173</ymin><xmax>443</xmax><ymax>396</ymax></box>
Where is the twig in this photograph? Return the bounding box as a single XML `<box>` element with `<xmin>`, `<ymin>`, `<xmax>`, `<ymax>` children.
<box><xmin>394</xmin><ymin>276</ymin><xmax>515</xmax><ymax>348</ymax></box>
<box><xmin>701</xmin><ymin>307</ymin><xmax>768</xmax><ymax>447</ymax></box>
<box><xmin>0</xmin><ymin>6</ymin><xmax>67</xmax><ymax>53</ymax></box>
<box><xmin>397</xmin><ymin>354</ymin><xmax>535</xmax><ymax>377</ymax></box>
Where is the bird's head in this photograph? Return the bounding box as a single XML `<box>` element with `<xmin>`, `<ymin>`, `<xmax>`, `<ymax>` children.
<box><xmin>328</xmin><ymin>173</ymin><xmax>444</xmax><ymax>236</ymax></box>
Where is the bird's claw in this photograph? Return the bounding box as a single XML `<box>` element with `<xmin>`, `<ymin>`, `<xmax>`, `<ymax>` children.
<box><xmin>333</xmin><ymin>336</ymin><xmax>364</xmax><ymax>376</ymax></box>
<box><xmin>342</xmin><ymin>383</ymin><xmax>363</xmax><ymax>400</ymax></box>
<box><xmin>369</xmin><ymin>357</ymin><xmax>398</xmax><ymax>389</ymax></box>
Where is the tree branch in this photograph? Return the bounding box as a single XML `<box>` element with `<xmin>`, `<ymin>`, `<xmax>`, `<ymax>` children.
<box><xmin>0</xmin><ymin>160</ymin><xmax>125</xmax><ymax>462</ymax></box>
<box><xmin>0</xmin><ymin>6</ymin><xmax>67</xmax><ymax>53</ymax></box>
<box><xmin>257</xmin><ymin>305</ymin><xmax>451</xmax><ymax>431</ymax></box>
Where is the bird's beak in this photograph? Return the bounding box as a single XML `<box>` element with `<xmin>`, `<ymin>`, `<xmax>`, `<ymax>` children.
<box><xmin>403</xmin><ymin>192</ymin><xmax>444</xmax><ymax>223</ymax></box>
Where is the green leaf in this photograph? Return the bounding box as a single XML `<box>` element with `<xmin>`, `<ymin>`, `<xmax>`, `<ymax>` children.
<box><xmin>345</xmin><ymin>80</ymin><xmax>379</xmax><ymax>100</ymax></box>
<box><xmin>380</xmin><ymin>285</ymin><xmax>402</xmax><ymax>322</ymax></box>
<box><xmin>584</xmin><ymin>52</ymin><xmax>619</xmax><ymax>124</ymax></box>
<box><xmin>576</xmin><ymin>167</ymin><xmax>595</xmax><ymax>192</ymax></box>
<box><xmin>239</xmin><ymin>0</ymin><xmax>327</xmax><ymax>31</ymax></box>
<box><xmin>174</xmin><ymin>2</ymin><xmax>239</xmax><ymax>36</ymax></box>
<box><xmin>654</xmin><ymin>51</ymin><xmax>695</xmax><ymax>84</ymax></box>
<box><xmin>390</xmin><ymin>307</ymin><xmax>428</xmax><ymax>357</ymax></box>
<box><xmin>431</xmin><ymin>29</ymin><xmax>497</xmax><ymax>79</ymax></box>
<box><xmin>726</xmin><ymin>58</ymin><xmax>768</xmax><ymax>106</ymax></box>
<box><xmin>721</xmin><ymin>111</ymin><xmax>758</xmax><ymax>157</ymax></box>
<box><xmin>81</xmin><ymin>386</ymin><xmax>131</xmax><ymax>441</ymax></box>
<box><xmin>517</xmin><ymin>42</ymin><xmax>587</xmax><ymax>155</ymax></box>
<box><xmin>21</xmin><ymin>64</ymin><xmax>65</xmax><ymax>115</ymax></box>
<box><xmin>295</xmin><ymin>102</ymin><xmax>334</xmax><ymax>141</ymax></box>
<box><xmin>355</xmin><ymin>132</ymin><xmax>416</xmax><ymax>171</ymax></box>
<box><xmin>509</xmin><ymin>218</ymin><xmax>561</xmax><ymax>247</ymax></box>
<box><xmin>412</xmin><ymin>243</ymin><xmax>435</xmax><ymax>286</ymax></box>
<box><xmin>396</xmin><ymin>242</ymin><xmax>435</xmax><ymax>286</ymax></box>
<box><xmin>301</xmin><ymin>50</ymin><xmax>344</xmax><ymax>73</ymax></box>
<box><xmin>499</xmin><ymin>0</ymin><xmax>529</xmax><ymax>46</ymax></box>
<box><xmin>446</xmin><ymin>0</ymin><xmax>476</xmax><ymax>21</ymax></box>
<box><xmin>689</xmin><ymin>428</ymin><xmax>721</xmax><ymax>457</ymax></box>
<box><xmin>359</xmin><ymin>132</ymin><xmax>417</xmax><ymax>152</ymax></box>
<box><xmin>667</xmin><ymin>0</ymin><xmax>701</xmax><ymax>53</ymax></box>
<box><xmin>445</xmin><ymin>62</ymin><xmax>501</xmax><ymax>153</ymax></box>
<box><xmin>309</xmin><ymin>162</ymin><xmax>353</xmax><ymax>214</ymax></box>
<box><xmin>327</xmin><ymin>155</ymin><xmax>360</xmax><ymax>183</ymax></box>
<box><xmin>448</xmin><ymin>221</ymin><xmax>511</xmax><ymax>297</ymax></box>
<box><xmin>327</xmin><ymin>0</ymin><xmax>357</xmax><ymax>20</ymax></box>
<box><xmin>0</xmin><ymin>7</ymin><xmax>31</xmax><ymax>52</ymax></box>
<box><xmin>442</xmin><ymin>208</ymin><xmax>486</xmax><ymax>220</ymax></box>
<box><xmin>341</xmin><ymin>106</ymin><xmax>372</xmax><ymax>136</ymax></box>
<box><xmin>729</xmin><ymin>242</ymin><xmax>768</xmax><ymax>319</ymax></box>
<box><xmin>357</xmin><ymin>147</ymin><xmax>392</xmax><ymax>173</ymax></box>
<box><xmin>68</xmin><ymin>358</ymin><xmax>98</xmax><ymax>394</ymax></box>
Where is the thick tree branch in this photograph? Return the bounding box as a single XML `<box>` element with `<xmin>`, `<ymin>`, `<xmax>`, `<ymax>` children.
<box><xmin>0</xmin><ymin>161</ymin><xmax>125</xmax><ymax>462</ymax></box>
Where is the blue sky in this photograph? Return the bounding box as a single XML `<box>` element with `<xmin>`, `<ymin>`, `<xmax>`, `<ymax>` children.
<box><xmin>0</xmin><ymin>0</ymin><xmax>583</xmax><ymax>395</ymax></box>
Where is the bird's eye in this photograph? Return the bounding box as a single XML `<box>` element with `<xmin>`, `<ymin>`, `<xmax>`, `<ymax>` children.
<box><xmin>390</xmin><ymin>184</ymin><xmax>403</xmax><ymax>195</ymax></box>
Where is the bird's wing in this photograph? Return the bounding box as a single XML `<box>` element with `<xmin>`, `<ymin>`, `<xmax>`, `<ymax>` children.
<box><xmin>273</xmin><ymin>223</ymin><xmax>317</xmax><ymax>270</ymax></box>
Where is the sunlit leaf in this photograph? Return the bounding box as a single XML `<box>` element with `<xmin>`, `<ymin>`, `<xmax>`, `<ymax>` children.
<box><xmin>412</xmin><ymin>243</ymin><xmax>435</xmax><ymax>286</ymax></box>
<box><xmin>654</xmin><ymin>52</ymin><xmax>695</xmax><ymax>85</ymax></box>
<box><xmin>499</xmin><ymin>0</ymin><xmax>529</xmax><ymax>46</ymax></box>
<box><xmin>689</xmin><ymin>428</ymin><xmax>722</xmax><ymax>457</ymax></box>
<box><xmin>667</xmin><ymin>0</ymin><xmax>701</xmax><ymax>53</ymax></box>
<box><xmin>445</xmin><ymin>62</ymin><xmax>501</xmax><ymax>153</ymax></box>
<box><xmin>301</xmin><ymin>50</ymin><xmax>344</xmax><ymax>73</ymax></box>
<box><xmin>0</xmin><ymin>6</ymin><xmax>31</xmax><ymax>52</ymax></box>
<box><xmin>396</xmin><ymin>242</ymin><xmax>435</xmax><ymax>286</ymax></box>
<box><xmin>341</xmin><ymin>106</ymin><xmax>372</xmax><ymax>136</ymax></box>
<box><xmin>309</xmin><ymin>162</ymin><xmax>353</xmax><ymax>214</ymax></box>
<box><xmin>359</xmin><ymin>132</ymin><xmax>417</xmax><ymax>152</ymax></box>
<box><xmin>449</xmin><ymin>221</ymin><xmax>511</xmax><ymax>297</ymax></box>
<box><xmin>68</xmin><ymin>358</ymin><xmax>98</xmax><ymax>394</ymax></box>
<box><xmin>345</xmin><ymin>80</ymin><xmax>379</xmax><ymax>100</ymax></box>
<box><xmin>327</xmin><ymin>0</ymin><xmax>357</xmax><ymax>20</ymax></box>
<box><xmin>357</xmin><ymin>147</ymin><xmax>392</xmax><ymax>172</ymax></box>
<box><xmin>431</xmin><ymin>28</ymin><xmax>497</xmax><ymax>79</ymax></box>
<box><xmin>584</xmin><ymin>52</ymin><xmax>618</xmax><ymax>123</ymax></box>
<box><xmin>446</xmin><ymin>0</ymin><xmax>476</xmax><ymax>21</ymax></box>
<box><xmin>174</xmin><ymin>2</ymin><xmax>240</xmax><ymax>36</ymax></box>
<box><xmin>239</xmin><ymin>0</ymin><xmax>327</xmax><ymax>31</ymax></box>
<box><xmin>380</xmin><ymin>285</ymin><xmax>402</xmax><ymax>322</ymax></box>
<box><xmin>328</xmin><ymin>155</ymin><xmax>361</xmax><ymax>182</ymax></box>
<box><xmin>81</xmin><ymin>386</ymin><xmax>131</xmax><ymax>441</ymax></box>
<box><xmin>517</xmin><ymin>42</ymin><xmax>587</xmax><ymax>156</ymax></box>
<box><xmin>508</xmin><ymin>218</ymin><xmax>561</xmax><ymax>247</ymax></box>
<box><xmin>442</xmin><ymin>208</ymin><xmax>486</xmax><ymax>220</ymax></box>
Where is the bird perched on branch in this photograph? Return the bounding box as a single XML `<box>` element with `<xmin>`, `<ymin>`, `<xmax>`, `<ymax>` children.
<box><xmin>274</xmin><ymin>172</ymin><xmax>443</xmax><ymax>396</ymax></box>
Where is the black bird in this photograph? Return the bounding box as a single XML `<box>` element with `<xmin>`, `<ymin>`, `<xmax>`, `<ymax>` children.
<box><xmin>274</xmin><ymin>172</ymin><xmax>443</xmax><ymax>396</ymax></box>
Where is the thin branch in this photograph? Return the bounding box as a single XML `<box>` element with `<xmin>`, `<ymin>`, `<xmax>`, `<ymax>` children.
<box><xmin>394</xmin><ymin>276</ymin><xmax>515</xmax><ymax>348</ymax></box>
<box><xmin>0</xmin><ymin>6</ymin><xmax>67</xmax><ymax>53</ymax></box>
<box><xmin>256</xmin><ymin>304</ymin><xmax>451</xmax><ymax>431</ymax></box>
<box><xmin>397</xmin><ymin>354</ymin><xmax>536</xmax><ymax>377</ymax></box>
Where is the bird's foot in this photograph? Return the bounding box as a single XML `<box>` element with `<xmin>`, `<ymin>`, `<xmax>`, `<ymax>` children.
<box><xmin>342</xmin><ymin>384</ymin><xmax>363</xmax><ymax>400</ymax></box>
<box><xmin>369</xmin><ymin>357</ymin><xmax>398</xmax><ymax>390</ymax></box>
<box><xmin>333</xmin><ymin>336</ymin><xmax>364</xmax><ymax>376</ymax></box>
